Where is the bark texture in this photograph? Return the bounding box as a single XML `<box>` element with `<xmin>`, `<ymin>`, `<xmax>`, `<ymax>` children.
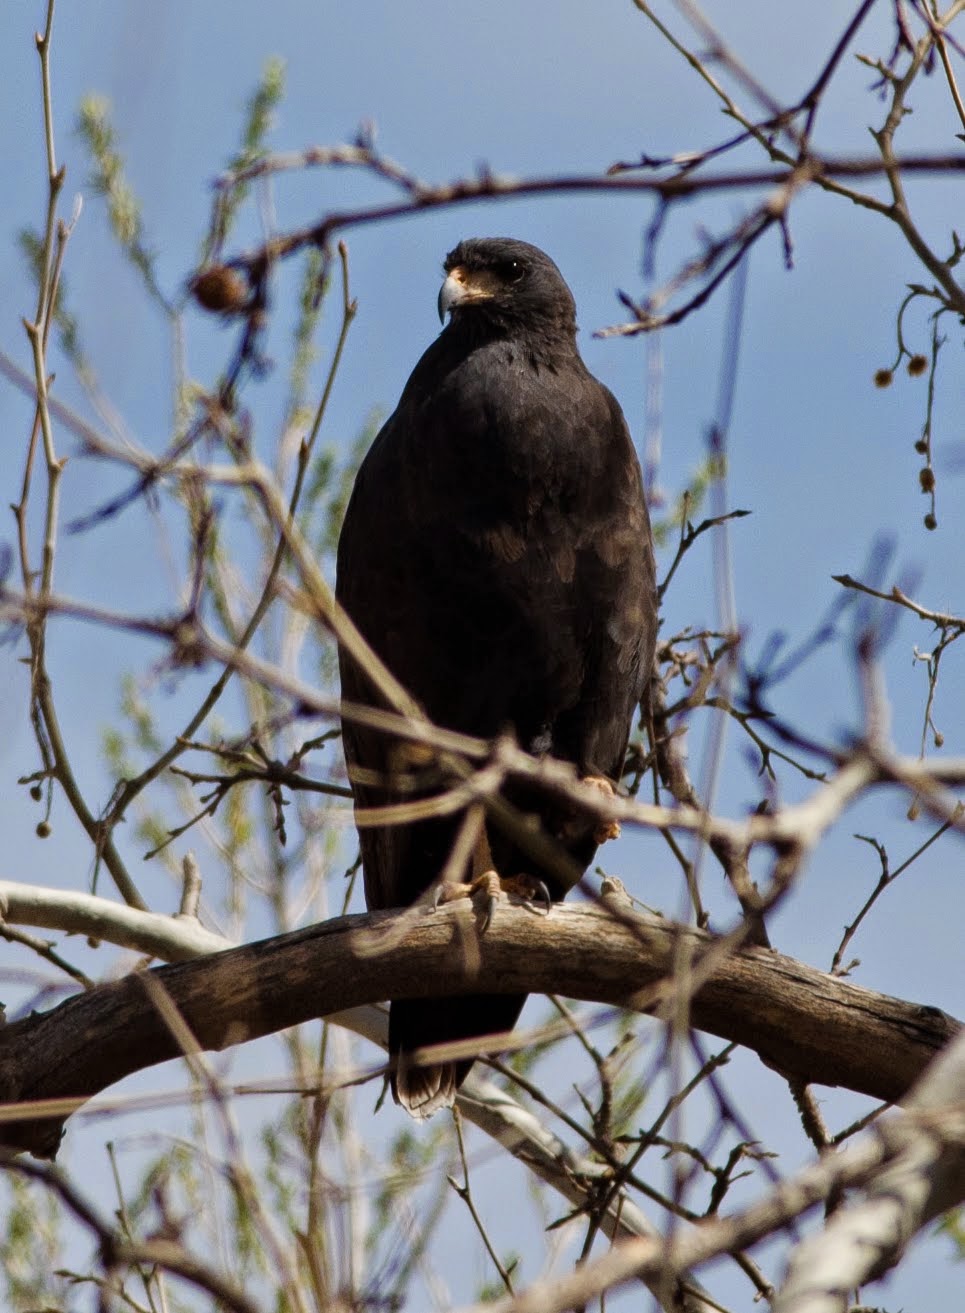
<box><xmin>0</xmin><ymin>895</ymin><xmax>957</xmax><ymax>1158</ymax></box>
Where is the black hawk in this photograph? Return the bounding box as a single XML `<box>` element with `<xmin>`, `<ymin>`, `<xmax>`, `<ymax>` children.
<box><xmin>336</xmin><ymin>237</ymin><xmax>656</xmax><ymax>1117</ymax></box>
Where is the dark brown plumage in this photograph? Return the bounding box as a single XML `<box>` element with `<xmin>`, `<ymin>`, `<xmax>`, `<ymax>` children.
<box><xmin>336</xmin><ymin>238</ymin><xmax>656</xmax><ymax>1117</ymax></box>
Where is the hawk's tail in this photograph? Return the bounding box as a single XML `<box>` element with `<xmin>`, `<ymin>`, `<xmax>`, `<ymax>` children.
<box><xmin>393</xmin><ymin>1055</ymin><xmax>459</xmax><ymax>1120</ymax></box>
<box><xmin>388</xmin><ymin>994</ymin><xmax>527</xmax><ymax>1119</ymax></box>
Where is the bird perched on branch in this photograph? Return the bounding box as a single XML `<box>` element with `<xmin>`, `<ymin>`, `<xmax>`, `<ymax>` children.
<box><xmin>336</xmin><ymin>237</ymin><xmax>656</xmax><ymax>1118</ymax></box>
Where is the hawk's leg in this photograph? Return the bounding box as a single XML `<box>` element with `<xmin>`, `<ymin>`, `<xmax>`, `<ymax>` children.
<box><xmin>435</xmin><ymin>828</ymin><xmax>550</xmax><ymax>932</ymax></box>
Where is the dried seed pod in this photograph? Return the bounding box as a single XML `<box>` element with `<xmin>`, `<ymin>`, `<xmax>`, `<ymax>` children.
<box><xmin>190</xmin><ymin>265</ymin><xmax>249</xmax><ymax>314</ymax></box>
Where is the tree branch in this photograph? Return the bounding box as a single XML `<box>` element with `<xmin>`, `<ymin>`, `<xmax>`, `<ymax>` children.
<box><xmin>454</xmin><ymin>1100</ymin><xmax>965</xmax><ymax>1313</ymax></box>
<box><xmin>0</xmin><ymin>879</ymin><xmax>233</xmax><ymax>961</ymax></box>
<box><xmin>774</xmin><ymin>1026</ymin><xmax>965</xmax><ymax>1310</ymax></box>
<box><xmin>465</xmin><ymin>1028</ymin><xmax>965</xmax><ymax>1313</ymax></box>
<box><xmin>0</xmin><ymin>877</ymin><xmax>718</xmax><ymax>1311</ymax></box>
<box><xmin>0</xmin><ymin>894</ymin><xmax>956</xmax><ymax>1159</ymax></box>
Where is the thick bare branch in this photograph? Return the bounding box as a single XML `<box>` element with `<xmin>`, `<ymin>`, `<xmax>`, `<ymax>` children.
<box><xmin>0</xmin><ymin>895</ymin><xmax>956</xmax><ymax>1159</ymax></box>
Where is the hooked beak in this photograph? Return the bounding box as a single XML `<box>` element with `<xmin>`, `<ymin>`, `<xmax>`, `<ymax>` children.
<box><xmin>437</xmin><ymin>269</ymin><xmax>467</xmax><ymax>323</ymax></box>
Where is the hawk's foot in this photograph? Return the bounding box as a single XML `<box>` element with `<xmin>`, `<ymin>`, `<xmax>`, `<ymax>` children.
<box><xmin>560</xmin><ymin>774</ymin><xmax>621</xmax><ymax>845</ymax></box>
<box><xmin>435</xmin><ymin>870</ymin><xmax>551</xmax><ymax>932</ymax></box>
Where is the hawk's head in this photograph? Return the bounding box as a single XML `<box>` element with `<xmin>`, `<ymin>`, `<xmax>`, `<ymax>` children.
<box><xmin>438</xmin><ymin>237</ymin><xmax>577</xmax><ymax>336</ymax></box>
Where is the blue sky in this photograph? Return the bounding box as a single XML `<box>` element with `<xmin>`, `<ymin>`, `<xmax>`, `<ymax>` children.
<box><xmin>1</xmin><ymin>2</ymin><xmax>963</xmax><ymax>1308</ymax></box>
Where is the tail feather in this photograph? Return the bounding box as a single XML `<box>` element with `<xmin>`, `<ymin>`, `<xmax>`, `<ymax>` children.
<box><xmin>388</xmin><ymin>994</ymin><xmax>527</xmax><ymax>1119</ymax></box>
<box><xmin>393</xmin><ymin>1057</ymin><xmax>458</xmax><ymax>1120</ymax></box>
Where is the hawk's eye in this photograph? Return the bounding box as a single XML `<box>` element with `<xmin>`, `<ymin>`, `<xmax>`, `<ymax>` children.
<box><xmin>496</xmin><ymin>260</ymin><xmax>525</xmax><ymax>283</ymax></box>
